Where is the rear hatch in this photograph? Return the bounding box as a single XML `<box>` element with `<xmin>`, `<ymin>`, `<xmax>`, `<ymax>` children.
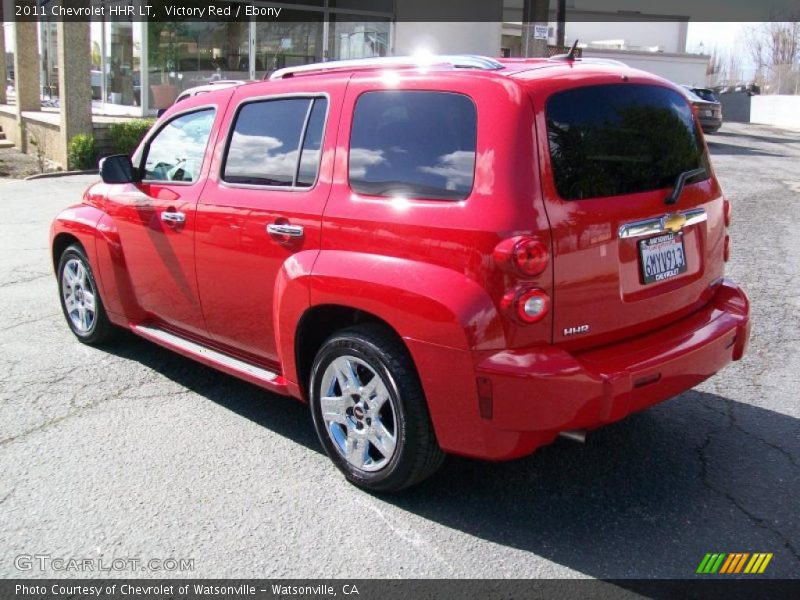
<box><xmin>529</xmin><ymin>78</ymin><xmax>726</xmax><ymax>349</ymax></box>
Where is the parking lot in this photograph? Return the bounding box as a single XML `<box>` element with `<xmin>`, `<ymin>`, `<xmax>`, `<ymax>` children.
<box><xmin>0</xmin><ymin>122</ymin><xmax>797</xmax><ymax>579</ymax></box>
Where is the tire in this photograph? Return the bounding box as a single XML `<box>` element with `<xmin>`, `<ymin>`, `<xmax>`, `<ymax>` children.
<box><xmin>57</xmin><ymin>243</ymin><xmax>118</xmax><ymax>345</ymax></box>
<box><xmin>309</xmin><ymin>324</ymin><xmax>445</xmax><ymax>492</ymax></box>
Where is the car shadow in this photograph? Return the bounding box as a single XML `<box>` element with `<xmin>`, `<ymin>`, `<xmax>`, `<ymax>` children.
<box><xmin>102</xmin><ymin>332</ymin><xmax>323</xmax><ymax>454</ymax></box>
<box><xmin>706</xmin><ymin>140</ymin><xmax>788</xmax><ymax>157</ymax></box>
<box><xmin>101</xmin><ymin>334</ymin><xmax>799</xmax><ymax>579</ymax></box>
<box><xmin>709</xmin><ymin>130</ymin><xmax>800</xmax><ymax>146</ymax></box>
<box><xmin>385</xmin><ymin>390</ymin><xmax>799</xmax><ymax>579</ymax></box>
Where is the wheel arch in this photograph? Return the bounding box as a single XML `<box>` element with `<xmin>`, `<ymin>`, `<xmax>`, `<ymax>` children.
<box><xmin>275</xmin><ymin>250</ymin><xmax>505</xmax><ymax>395</ymax></box>
<box><xmin>51</xmin><ymin>232</ymin><xmax>84</xmax><ymax>271</ymax></box>
<box><xmin>294</xmin><ymin>304</ymin><xmax>404</xmax><ymax>400</ymax></box>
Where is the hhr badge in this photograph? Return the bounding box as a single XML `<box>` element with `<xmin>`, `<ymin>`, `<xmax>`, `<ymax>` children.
<box><xmin>564</xmin><ymin>325</ymin><xmax>590</xmax><ymax>336</ymax></box>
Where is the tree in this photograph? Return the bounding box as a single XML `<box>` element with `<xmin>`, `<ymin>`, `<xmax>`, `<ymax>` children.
<box><xmin>742</xmin><ymin>21</ymin><xmax>800</xmax><ymax>94</ymax></box>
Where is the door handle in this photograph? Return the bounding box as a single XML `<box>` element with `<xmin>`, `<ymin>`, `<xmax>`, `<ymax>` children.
<box><xmin>267</xmin><ymin>223</ymin><xmax>304</xmax><ymax>238</ymax></box>
<box><xmin>161</xmin><ymin>211</ymin><xmax>186</xmax><ymax>224</ymax></box>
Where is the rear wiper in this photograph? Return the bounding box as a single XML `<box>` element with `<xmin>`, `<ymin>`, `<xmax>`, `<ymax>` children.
<box><xmin>665</xmin><ymin>167</ymin><xmax>707</xmax><ymax>205</ymax></box>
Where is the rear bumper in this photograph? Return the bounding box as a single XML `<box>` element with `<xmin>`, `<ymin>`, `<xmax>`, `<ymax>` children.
<box><xmin>410</xmin><ymin>279</ymin><xmax>749</xmax><ymax>461</ymax></box>
<box><xmin>699</xmin><ymin>116</ymin><xmax>722</xmax><ymax>132</ymax></box>
<box><xmin>476</xmin><ymin>279</ymin><xmax>749</xmax><ymax>449</ymax></box>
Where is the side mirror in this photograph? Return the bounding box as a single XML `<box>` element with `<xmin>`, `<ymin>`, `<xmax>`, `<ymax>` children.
<box><xmin>99</xmin><ymin>155</ymin><xmax>140</xmax><ymax>184</ymax></box>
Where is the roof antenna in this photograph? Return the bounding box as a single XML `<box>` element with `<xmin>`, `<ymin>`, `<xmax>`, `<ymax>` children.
<box><xmin>553</xmin><ymin>39</ymin><xmax>579</xmax><ymax>61</ymax></box>
<box><xmin>566</xmin><ymin>38</ymin><xmax>579</xmax><ymax>60</ymax></box>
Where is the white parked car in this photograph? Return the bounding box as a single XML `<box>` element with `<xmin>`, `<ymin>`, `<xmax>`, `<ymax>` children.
<box><xmin>175</xmin><ymin>80</ymin><xmax>246</xmax><ymax>104</ymax></box>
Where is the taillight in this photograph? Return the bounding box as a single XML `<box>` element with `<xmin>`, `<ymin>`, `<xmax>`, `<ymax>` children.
<box><xmin>723</xmin><ymin>198</ymin><xmax>732</xmax><ymax>227</ymax></box>
<box><xmin>493</xmin><ymin>236</ymin><xmax>549</xmax><ymax>277</ymax></box>
<box><xmin>514</xmin><ymin>238</ymin><xmax>548</xmax><ymax>277</ymax></box>
<box><xmin>724</xmin><ymin>235</ymin><xmax>731</xmax><ymax>262</ymax></box>
<box><xmin>502</xmin><ymin>287</ymin><xmax>550</xmax><ymax>324</ymax></box>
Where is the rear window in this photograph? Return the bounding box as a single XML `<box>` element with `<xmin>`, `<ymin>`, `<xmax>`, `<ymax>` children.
<box><xmin>693</xmin><ymin>88</ymin><xmax>719</xmax><ymax>103</ymax></box>
<box><xmin>546</xmin><ymin>84</ymin><xmax>708</xmax><ymax>201</ymax></box>
<box><xmin>349</xmin><ymin>91</ymin><xmax>477</xmax><ymax>201</ymax></box>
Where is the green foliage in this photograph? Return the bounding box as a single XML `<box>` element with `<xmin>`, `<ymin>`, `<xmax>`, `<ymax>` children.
<box><xmin>109</xmin><ymin>119</ymin><xmax>155</xmax><ymax>156</ymax></box>
<box><xmin>68</xmin><ymin>134</ymin><xmax>96</xmax><ymax>171</ymax></box>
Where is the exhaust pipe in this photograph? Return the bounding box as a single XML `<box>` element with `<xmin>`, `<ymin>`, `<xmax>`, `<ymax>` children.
<box><xmin>559</xmin><ymin>429</ymin><xmax>587</xmax><ymax>444</ymax></box>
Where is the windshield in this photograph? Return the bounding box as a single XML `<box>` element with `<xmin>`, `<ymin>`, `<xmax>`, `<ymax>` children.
<box><xmin>546</xmin><ymin>84</ymin><xmax>709</xmax><ymax>201</ymax></box>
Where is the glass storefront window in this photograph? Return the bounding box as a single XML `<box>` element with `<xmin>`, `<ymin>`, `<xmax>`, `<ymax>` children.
<box><xmin>328</xmin><ymin>16</ymin><xmax>391</xmax><ymax>61</ymax></box>
<box><xmin>90</xmin><ymin>23</ymin><xmax>103</xmax><ymax>101</ymax></box>
<box><xmin>105</xmin><ymin>20</ymin><xmax>141</xmax><ymax>107</ymax></box>
<box><xmin>148</xmin><ymin>18</ymin><xmax>250</xmax><ymax>109</ymax></box>
<box><xmin>256</xmin><ymin>18</ymin><xmax>324</xmax><ymax>78</ymax></box>
<box><xmin>32</xmin><ymin>2</ymin><xmax>397</xmax><ymax>117</ymax></box>
<box><xmin>40</xmin><ymin>20</ymin><xmax>58</xmax><ymax>103</ymax></box>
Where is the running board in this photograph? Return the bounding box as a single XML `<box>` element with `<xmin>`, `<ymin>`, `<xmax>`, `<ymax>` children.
<box><xmin>131</xmin><ymin>324</ymin><xmax>289</xmax><ymax>395</ymax></box>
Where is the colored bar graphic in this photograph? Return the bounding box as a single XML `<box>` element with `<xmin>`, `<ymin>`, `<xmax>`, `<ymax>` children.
<box><xmin>758</xmin><ymin>554</ymin><xmax>773</xmax><ymax>573</ymax></box>
<box><xmin>745</xmin><ymin>554</ymin><xmax>761</xmax><ymax>573</ymax></box>
<box><xmin>720</xmin><ymin>554</ymin><xmax>736</xmax><ymax>573</ymax></box>
<box><xmin>711</xmin><ymin>554</ymin><xmax>726</xmax><ymax>573</ymax></box>
<box><xmin>698</xmin><ymin>552</ymin><xmax>773</xmax><ymax>575</ymax></box>
<box><xmin>734</xmin><ymin>553</ymin><xmax>749</xmax><ymax>573</ymax></box>
<box><xmin>697</xmin><ymin>554</ymin><xmax>713</xmax><ymax>574</ymax></box>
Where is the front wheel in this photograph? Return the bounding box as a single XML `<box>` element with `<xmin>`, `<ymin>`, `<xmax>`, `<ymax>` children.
<box><xmin>57</xmin><ymin>244</ymin><xmax>118</xmax><ymax>345</ymax></box>
<box><xmin>309</xmin><ymin>324</ymin><xmax>444</xmax><ymax>492</ymax></box>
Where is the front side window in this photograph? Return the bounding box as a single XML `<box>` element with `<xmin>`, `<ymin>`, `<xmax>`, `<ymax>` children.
<box><xmin>546</xmin><ymin>84</ymin><xmax>708</xmax><ymax>201</ymax></box>
<box><xmin>143</xmin><ymin>109</ymin><xmax>215</xmax><ymax>183</ymax></box>
<box><xmin>223</xmin><ymin>97</ymin><xmax>327</xmax><ymax>188</ymax></box>
<box><xmin>349</xmin><ymin>91</ymin><xmax>477</xmax><ymax>201</ymax></box>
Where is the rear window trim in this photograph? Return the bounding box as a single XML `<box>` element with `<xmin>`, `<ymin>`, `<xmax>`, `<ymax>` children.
<box><xmin>219</xmin><ymin>92</ymin><xmax>330</xmax><ymax>193</ymax></box>
<box><xmin>543</xmin><ymin>82</ymin><xmax>710</xmax><ymax>203</ymax></box>
<box><xmin>347</xmin><ymin>89</ymin><xmax>479</xmax><ymax>203</ymax></box>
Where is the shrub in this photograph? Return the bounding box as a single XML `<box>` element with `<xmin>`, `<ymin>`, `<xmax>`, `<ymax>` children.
<box><xmin>67</xmin><ymin>135</ymin><xmax>97</xmax><ymax>171</ymax></box>
<box><xmin>109</xmin><ymin>119</ymin><xmax>156</xmax><ymax>156</ymax></box>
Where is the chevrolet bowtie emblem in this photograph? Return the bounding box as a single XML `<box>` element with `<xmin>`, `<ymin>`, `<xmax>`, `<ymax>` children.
<box><xmin>662</xmin><ymin>213</ymin><xmax>687</xmax><ymax>233</ymax></box>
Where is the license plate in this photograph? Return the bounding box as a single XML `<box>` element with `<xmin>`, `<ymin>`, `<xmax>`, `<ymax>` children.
<box><xmin>639</xmin><ymin>233</ymin><xmax>687</xmax><ymax>284</ymax></box>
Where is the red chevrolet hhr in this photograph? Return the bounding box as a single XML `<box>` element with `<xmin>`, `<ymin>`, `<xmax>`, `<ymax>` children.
<box><xmin>51</xmin><ymin>54</ymin><xmax>750</xmax><ymax>491</ymax></box>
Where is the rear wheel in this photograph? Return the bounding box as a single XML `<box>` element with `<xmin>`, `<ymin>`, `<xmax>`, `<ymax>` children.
<box><xmin>309</xmin><ymin>324</ymin><xmax>444</xmax><ymax>492</ymax></box>
<box><xmin>57</xmin><ymin>244</ymin><xmax>118</xmax><ymax>345</ymax></box>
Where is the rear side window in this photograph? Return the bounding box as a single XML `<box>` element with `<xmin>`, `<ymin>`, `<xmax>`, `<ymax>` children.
<box><xmin>546</xmin><ymin>84</ymin><xmax>708</xmax><ymax>200</ymax></box>
<box><xmin>223</xmin><ymin>97</ymin><xmax>327</xmax><ymax>188</ymax></box>
<box><xmin>349</xmin><ymin>91</ymin><xmax>477</xmax><ymax>201</ymax></box>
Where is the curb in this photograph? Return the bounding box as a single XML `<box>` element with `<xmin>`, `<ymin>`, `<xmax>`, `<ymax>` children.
<box><xmin>24</xmin><ymin>170</ymin><xmax>98</xmax><ymax>181</ymax></box>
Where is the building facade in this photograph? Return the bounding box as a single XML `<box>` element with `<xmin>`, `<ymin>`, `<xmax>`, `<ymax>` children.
<box><xmin>23</xmin><ymin>0</ymin><xmax>503</xmax><ymax>118</ymax></box>
<box><xmin>2</xmin><ymin>0</ymin><xmax>710</xmax><ymax>167</ymax></box>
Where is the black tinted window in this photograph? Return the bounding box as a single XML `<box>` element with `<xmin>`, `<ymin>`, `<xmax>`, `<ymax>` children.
<box><xmin>224</xmin><ymin>97</ymin><xmax>326</xmax><ymax>187</ymax></box>
<box><xmin>349</xmin><ymin>91</ymin><xmax>477</xmax><ymax>201</ymax></box>
<box><xmin>546</xmin><ymin>84</ymin><xmax>707</xmax><ymax>200</ymax></box>
<box><xmin>143</xmin><ymin>109</ymin><xmax>215</xmax><ymax>183</ymax></box>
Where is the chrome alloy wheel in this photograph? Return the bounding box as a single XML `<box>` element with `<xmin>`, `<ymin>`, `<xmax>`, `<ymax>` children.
<box><xmin>61</xmin><ymin>258</ymin><xmax>96</xmax><ymax>334</ymax></box>
<box><xmin>319</xmin><ymin>355</ymin><xmax>398</xmax><ymax>472</ymax></box>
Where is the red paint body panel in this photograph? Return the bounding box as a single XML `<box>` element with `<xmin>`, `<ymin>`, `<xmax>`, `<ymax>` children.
<box><xmin>195</xmin><ymin>78</ymin><xmax>346</xmax><ymax>363</ymax></box>
<box><xmin>517</xmin><ymin>64</ymin><xmax>727</xmax><ymax>350</ymax></box>
<box><xmin>50</xmin><ymin>60</ymin><xmax>751</xmax><ymax>462</ymax></box>
<box><xmin>466</xmin><ymin>280</ymin><xmax>749</xmax><ymax>458</ymax></box>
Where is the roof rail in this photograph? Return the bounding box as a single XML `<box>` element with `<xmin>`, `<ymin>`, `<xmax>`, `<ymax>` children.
<box><xmin>267</xmin><ymin>55</ymin><xmax>505</xmax><ymax>80</ymax></box>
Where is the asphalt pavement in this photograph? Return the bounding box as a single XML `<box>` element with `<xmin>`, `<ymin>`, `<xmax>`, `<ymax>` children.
<box><xmin>0</xmin><ymin>122</ymin><xmax>797</xmax><ymax>580</ymax></box>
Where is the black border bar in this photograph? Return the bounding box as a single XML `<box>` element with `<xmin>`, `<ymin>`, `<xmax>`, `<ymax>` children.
<box><xmin>3</xmin><ymin>579</ymin><xmax>800</xmax><ymax>600</ymax></box>
<box><xmin>7</xmin><ymin>0</ymin><xmax>800</xmax><ymax>23</ymax></box>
